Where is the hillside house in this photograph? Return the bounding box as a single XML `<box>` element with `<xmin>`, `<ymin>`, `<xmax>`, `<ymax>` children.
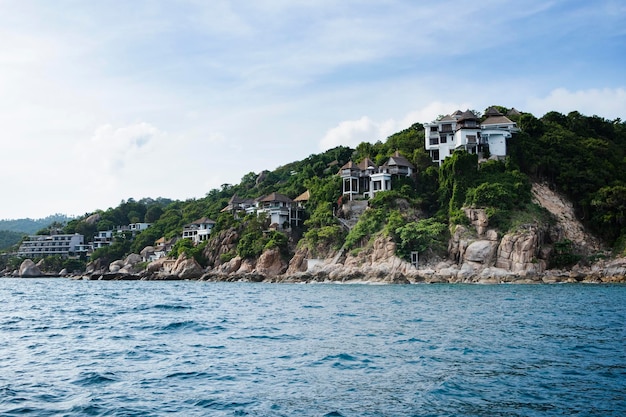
<box><xmin>339</xmin><ymin>151</ymin><xmax>415</xmax><ymax>201</ymax></box>
<box><xmin>424</xmin><ymin>107</ymin><xmax>519</xmax><ymax>165</ymax></box>
<box><xmin>252</xmin><ymin>192</ymin><xmax>304</xmax><ymax>230</ymax></box>
<box><xmin>221</xmin><ymin>194</ymin><xmax>255</xmax><ymax>219</ymax></box>
<box><xmin>182</xmin><ymin>217</ymin><xmax>216</xmax><ymax>244</ymax></box>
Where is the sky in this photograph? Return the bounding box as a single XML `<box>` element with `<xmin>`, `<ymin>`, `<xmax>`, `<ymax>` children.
<box><xmin>1</xmin><ymin>0</ymin><xmax>625</xmax><ymax>220</ymax></box>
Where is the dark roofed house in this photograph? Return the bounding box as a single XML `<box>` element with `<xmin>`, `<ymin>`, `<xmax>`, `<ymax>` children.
<box><xmin>424</xmin><ymin>108</ymin><xmax>520</xmax><ymax>165</ymax></box>
<box><xmin>384</xmin><ymin>150</ymin><xmax>415</xmax><ymax>176</ymax></box>
<box><xmin>182</xmin><ymin>217</ymin><xmax>216</xmax><ymax>244</ymax></box>
<box><xmin>221</xmin><ymin>194</ymin><xmax>255</xmax><ymax>218</ymax></box>
<box><xmin>339</xmin><ymin>151</ymin><xmax>415</xmax><ymax>201</ymax></box>
<box><xmin>256</xmin><ymin>192</ymin><xmax>303</xmax><ymax>230</ymax></box>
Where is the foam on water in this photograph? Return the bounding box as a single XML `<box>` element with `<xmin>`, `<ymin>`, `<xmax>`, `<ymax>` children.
<box><xmin>0</xmin><ymin>279</ymin><xmax>625</xmax><ymax>416</ymax></box>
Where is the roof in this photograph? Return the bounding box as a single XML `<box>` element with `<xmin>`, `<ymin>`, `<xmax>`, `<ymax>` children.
<box><xmin>457</xmin><ymin>110</ymin><xmax>479</xmax><ymax>122</ymax></box>
<box><xmin>438</xmin><ymin>114</ymin><xmax>455</xmax><ymax>122</ymax></box>
<box><xmin>386</xmin><ymin>151</ymin><xmax>415</xmax><ymax>169</ymax></box>
<box><xmin>294</xmin><ymin>190</ymin><xmax>310</xmax><ymax>202</ymax></box>
<box><xmin>339</xmin><ymin>160</ymin><xmax>356</xmax><ymax>170</ymax></box>
<box><xmin>484</xmin><ymin>106</ymin><xmax>503</xmax><ymax>117</ymax></box>
<box><xmin>258</xmin><ymin>192</ymin><xmax>293</xmax><ymax>203</ymax></box>
<box><xmin>507</xmin><ymin>108</ymin><xmax>521</xmax><ymax>116</ymax></box>
<box><xmin>482</xmin><ymin>115</ymin><xmax>515</xmax><ymax>126</ymax></box>
<box><xmin>357</xmin><ymin>157</ymin><xmax>377</xmax><ymax>170</ymax></box>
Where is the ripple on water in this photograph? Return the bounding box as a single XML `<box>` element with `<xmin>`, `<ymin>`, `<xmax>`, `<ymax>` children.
<box><xmin>0</xmin><ymin>280</ymin><xmax>624</xmax><ymax>417</ymax></box>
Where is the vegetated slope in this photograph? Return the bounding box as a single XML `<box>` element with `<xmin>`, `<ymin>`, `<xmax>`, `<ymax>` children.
<box><xmin>0</xmin><ymin>214</ymin><xmax>72</xmax><ymax>234</ymax></box>
<box><xmin>17</xmin><ymin>107</ymin><xmax>625</xmax><ymax>270</ymax></box>
<box><xmin>0</xmin><ymin>230</ymin><xmax>25</xmax><ymax>251</ymax></box>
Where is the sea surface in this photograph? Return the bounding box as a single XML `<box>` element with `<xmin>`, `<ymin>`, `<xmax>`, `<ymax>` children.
<box><xmin>0</xmin><ymin>279</ymin><xmax>624</xmax><ymax>417</ymax></box>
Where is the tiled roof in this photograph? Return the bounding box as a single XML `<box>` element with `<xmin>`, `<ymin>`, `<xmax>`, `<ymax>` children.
<box><xmin>339</xmin><ymin>161</ymin><xmax>356</xmax><ymax>170</ymax></box>
<box><xmin>294</xmin><ymin>190</ymin><xmax>310</xmax><ymax>202</ymax></box>
<box><xmin>482</xmin><ymin>115</ymin><xmax>515</xmax><ymax>126</ymax></box>
<box><xmin>387</xmin><ymin>151</ymin><xmax>415</xmax><ymax>169</ymax></box>
<box><xmin>485</xmin><ymin>106</ymin><xmax>503</xmax><ymax>117</ymax></box>
<box><xmin>259</xmin><ymin>192</ymin><xmax>293</xmax><ymax>203</ymax></box>
<box><xmin>357</xmin><ymin>157</ymin><xmax>377</xmax><ymax>170</ymax></box>
<box><xmin>457</xmin><ymin>110</ymin><xmax>478</xmax><ymax>122</ymax></box>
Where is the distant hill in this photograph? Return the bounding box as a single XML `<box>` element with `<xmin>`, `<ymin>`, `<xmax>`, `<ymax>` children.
<box><xmin>0</xmin><ymin>230</ymin><xmax>25</xmax><ymax>251</ymax></box>
<box><xmin>0</xmin><ymin>214</ymin><xmax>73</xmax><ymax>234</ymax></box>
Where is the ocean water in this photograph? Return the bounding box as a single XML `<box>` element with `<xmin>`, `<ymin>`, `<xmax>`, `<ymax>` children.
<box><xmin>0</xmin><ymin>280</ymin><xmax>624</xmax><ymax>417</ymax></box>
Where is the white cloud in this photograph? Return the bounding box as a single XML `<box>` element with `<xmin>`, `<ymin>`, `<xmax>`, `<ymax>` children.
<box><xmin>77</xmin><ymin>123</ymin><xmax>163</xmax><ymax>175</ymax></box>
<box><xmin>319</xmin><ymin>116</ymin><xmax>395</xmax><ymax>149</ymax></box>
<box><xmin>526</xmin><ymin>88</ymin><xmax>626</xmax><ymax>120</ymax></box>
<box><xmin>319</xmin><ymin>101</ymin><xmax>475</xmax><ymax>150</ymax></box>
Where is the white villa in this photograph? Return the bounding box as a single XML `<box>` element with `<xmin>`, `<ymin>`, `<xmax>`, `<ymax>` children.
<box><xmin>339</xmin><ymin>151</ymin><xmax>415</xmax><ymax>201</ymax></box>
<box><xmin>17</xmin><ymin>233</ymin><xmax>91</xmax><ymax>258</ymax></box>
<box><xmin>424</xmin><ymin>107</ymin><xmax>519</xmax><ymax>165</ymax></box>
<box><xmin>182</xmin><ymin>217</ymin><xmax>216</xmax><ymax>244</ymax></box>
<box><xmin>92</xmin><ymin>222</ymin><xmax>153</xmax><ymax>250</ymax></box>
<box><xmin>249</xmin><ymin>192</ymin><xmax>304</xmax><ymax>230</ymax></box>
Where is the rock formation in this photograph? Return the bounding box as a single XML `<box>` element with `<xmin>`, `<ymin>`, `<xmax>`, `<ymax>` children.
<box><xmin>19</xmin><ymin>259</ymin><xmax>43</xmax><ymax>278</ymax></box>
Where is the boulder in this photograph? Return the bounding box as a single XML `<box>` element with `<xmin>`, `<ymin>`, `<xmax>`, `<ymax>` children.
<box><xmin>463</xmin><ymin>240</ymin><xmax>497</xmax><ymax>264</ymax></box>
<box><xmin>108</xmin><ymin>260</ymin><xmax>125</xmax><ymax>273</ymax></box>
<box><xmin>171</xmin><ymin>255</ymin><xmax>203</xmax><ymax>279</ymax></box>
<box><xmin>124</xmin><ymin>253</ymin><xmax>142</xmax><ymax>266</ymax></box>
<box><xmin>256</xmin><ymin>248</ymin><xmax>287</xmax><ymax>276</ymax></box>
<box><xmin>19</xmin><ymin>259</ymin><xmax>43</xmax><ymax>278</ymax></box>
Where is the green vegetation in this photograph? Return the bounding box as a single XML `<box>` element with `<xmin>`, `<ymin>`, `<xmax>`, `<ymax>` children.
<box><xmin>0</xmin><ymin>230</ymin><xmax>25</xmax><ymax>251</ymax></box>
<box><xmin>2</xmin><ymin>107</ymin><xmax>625</xmax><ymax>271</ymax></box>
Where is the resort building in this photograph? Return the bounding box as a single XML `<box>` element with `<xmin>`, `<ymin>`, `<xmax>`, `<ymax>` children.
<box><xmin>424</xmin><ymin>107</ymin><xmax>519</xmax><ymax>165</ymax></box>
<box><xmin>252</xmin><ymin>192</ymin><xmax>304</xmax><ymax>230</ymax></box>
<box><xmin>17</xmin><ymin>234</ymin><xmax>90</xmax><ymax>258</ymax></box>
<box><xmin>221</xmin><ymin>194</ymin><xmax>256</xmax><ymax>219</ymax></box>
<box><xmin>93</xmin><ymin>230</ymin><xmax>114</xmax><ymax>250</ymax></box>
<box><xmin>339</xmin><ymin>151</ymin><xmax>415</xmax><ymax>201</ymax></box>
<box><xmin>182</xmin><ymin>217</ymin><xmax>216</xmax><ymax>244</ymax></box>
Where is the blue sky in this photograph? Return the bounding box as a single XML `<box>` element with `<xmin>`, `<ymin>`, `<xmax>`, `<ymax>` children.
<box><xmin>1</xmin><ymin>0</ymin><xmax>625</xmax><ymax>219</ymax></box>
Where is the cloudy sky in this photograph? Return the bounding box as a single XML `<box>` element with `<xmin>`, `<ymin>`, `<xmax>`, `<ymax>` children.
<box><xmin>1</xmin><ymin>0</ymin><xmax>624</xmax><ymax>219</ymax></box>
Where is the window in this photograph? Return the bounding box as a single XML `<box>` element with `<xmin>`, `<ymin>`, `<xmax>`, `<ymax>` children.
<box><xmin>430</xmin><ymin>126</ymin><xmax>438</xmax><ymax>132</ymax></box>
<box><xmin>429</xmin><ymin>138</ymin><xmax>439</xmax><ymax>146</ymax></box>
<box><xmin>440</xmin><ymin>135</ymin><xmax>447</xmax><ymax>144</ymax></box>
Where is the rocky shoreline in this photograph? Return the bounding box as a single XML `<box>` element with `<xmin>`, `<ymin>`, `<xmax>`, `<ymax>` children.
<box><xmin>4</xmin><ymin>254</ymin><xmax>625</xmax><ymax>285</ymax></box>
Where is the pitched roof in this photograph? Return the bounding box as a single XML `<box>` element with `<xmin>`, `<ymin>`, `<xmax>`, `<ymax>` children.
<box><xmin>386</xmin><ymin>150</ymin><xmax>415</xmax><ymax>169</ymax></box>
<box><xmin>482</xmin><ymin>115</ymin><xmax>515</xmax><ymax>126</ymax></box>
<box><xmin>357</xmin><ymin>157</ymin><xmax>377</xmax><ymax>170</ymax></box>
<box><xmin>457</xmin><ymin>110</ymin><xmax>479</xmax><ymax>122</ymax></box>
<box><xmin>485</xmin><ymin>106</ymin><xmax>503</xmax><ymax>117</ymax></box>
<box><xmin>439</xmin><ymin>114</ymin><xmax>455</xmax><ymax>122</ymax></box>
<box><xmin>507</xmin><ymin>108</ymin><xmax>521</xmax><ymax>116</ymax></box>
<box><xmin>339</xmin><ymin>160</ymin><xmax>356</xmax><ymax>170</ymax></box>
<box><xmin>259</xmin><ymin>192</ymin><xmax>293</xmax><ymax>203</ymax></box>
<box><xmin>294</xmin><ymin>190</ymin><xmax>310</xmax><ymax>202</ymax></box>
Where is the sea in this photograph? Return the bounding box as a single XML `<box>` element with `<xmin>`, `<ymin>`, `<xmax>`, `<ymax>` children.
<box><xmin>0</xmin><ymin>279</ymin><xmax>624</xmax><ymax>417</ymax></box>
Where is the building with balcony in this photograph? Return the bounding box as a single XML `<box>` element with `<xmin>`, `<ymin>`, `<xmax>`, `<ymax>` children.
<box><xmin>251</xmin><ymin>192</ymin><xmax>304</xmax><ymax>230</ymax></box>
<box><xmin>93</xmin><ymin>230</ymin><xmax>114</xmax><ymax>250</ymax></box>
<box><xmin>339</xmin><ymin>151</ymin><xmax>415</xmax><ymax>201</ymax></box>
<box><xmin>17</xmin><ymin>234</ymin><xmax>90</xmax><ymax>258</ymax></box>
<box><xmin>182</xmin><ymin>217</ymin><xmax>216</xmax><ymax>244</ymax></box>
<box><xmin>424</xmin><ymin>107</ymin><xmax>519</xmax><ymax>165</ymax></box>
